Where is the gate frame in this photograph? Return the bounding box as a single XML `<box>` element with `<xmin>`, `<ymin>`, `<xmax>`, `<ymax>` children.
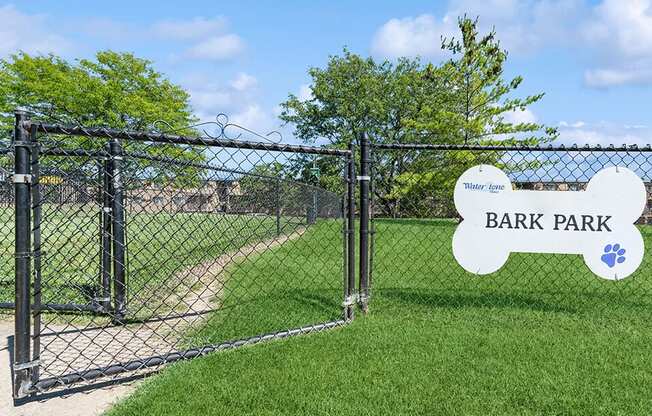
<box><xmin>11</xmin><ymin>113</ymin><xmax>357</xmax><ymax>399</ymax></box>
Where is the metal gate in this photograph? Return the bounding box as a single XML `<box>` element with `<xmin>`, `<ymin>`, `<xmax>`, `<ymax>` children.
<box><xmin>9</xmin><ymin>111</ymin><xmax>356</xmax><ymax>399</ymax></box>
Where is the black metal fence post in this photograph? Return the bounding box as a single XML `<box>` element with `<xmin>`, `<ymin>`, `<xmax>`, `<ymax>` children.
<box><xmin>109</xmin><ymin>138</ymin><xmax>126</xmax><ymax>321</ymax></box>
<box><xmin>13</xmin><ymin>111</ymin><xmax>33</xmax><ymax>398</ymax></box>
<box><xmin>345</xmin><ymin>141</ymin><xmax>356</xmax><ymax>320</ymax></box>
<box><xmin>358</xmin><ymin>132</ymin><xmax>370</xmax><ymax>313</ymax></box>
<box><xmin>29</xmin><ymin>122</ymin><xmax>41</xmax><ymax>386</ymax></box>
<box><xmin>100</xmin><ymin>145</ymin><xmax>113</xmax><ymax>312</ymax></box>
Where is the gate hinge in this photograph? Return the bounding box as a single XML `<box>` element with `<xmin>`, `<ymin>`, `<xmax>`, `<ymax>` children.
<box><xmin>14</xmin><ymin>251</ymin><xmax>43</xmax><ymax>259</ymax></box>
<box><xmin>13</xmin><ymin>359</ymin><xmax>39</xmax><ymax>371</ymax></box>
<box><xmin>342</xmin><ymin>294</ymin><xmax>359</xmax><ymax>307</ymax></box>
<box><xmin>12</xmin><ymin>140</ymin><xmax>37</xmax><ymax>148</ymax></box>
<box><xmin>11</xmin><ymin>174</ymin><xmax>32</xmax><ymax>184</ymax></box>
<box><xmin>358</xmin><ymin>293</ymin><xmax>369</xmax><ymax>305</ymax></box>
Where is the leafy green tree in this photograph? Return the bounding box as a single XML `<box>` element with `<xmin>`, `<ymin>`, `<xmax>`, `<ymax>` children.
<box><xmin>0</xmin><ymin>50</ymin><xmax>195</xmax><ymax>130</ymax></box>
<box><xmin>0</xmin><ymin>51</ymin><xmax>203</xmax><ymax>186</ymax></box>
<box><xmin>386</xmin><ymin>16</ymin><xmax>558</xmax><ymax>217</ymax></box>
<box><xmin>280</xmin><ymin>50</ymin><xmax>426</xmax><ymax>149</ymax></box>
<box><xmin>280</xmin><ymin>17</ymin><xmax>557</xmax><ymax>216</ymax></box>
<box><xmin>416</xmin><ymin>16</ymin><xmax>557</xmax><ymax>144</ymax></box>
<box><xmin>237</xmin><ymin>163</ymin><xmax>315</xmax><ymax>220</ymax></box>
<box><xmin>236</xmin><ymin>163</ymin><xmax>284</xmax><ymax>214</ymax></box>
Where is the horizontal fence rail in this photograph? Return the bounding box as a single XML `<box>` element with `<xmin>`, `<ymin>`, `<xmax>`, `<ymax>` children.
<box><xmin>33</xmin><ymin>123</ymin><xmax>352</xmax><ymax>156</ymax></box>
<box><xmin>374</xmin><ymin>143</ymin><xmax>652</xmax><ymax>152</ymax></box>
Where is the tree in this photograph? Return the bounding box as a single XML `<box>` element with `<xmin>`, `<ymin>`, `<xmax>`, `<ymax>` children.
<box><xmin>415</xmin><ymin>16</ymin><xmax>557</xmax><ymax>144</ymax></box>
<box><xmin>0</xmin><ymin>51</ymin><xmax>203</xmax><ymax>186</ymax></box>
<box><xmin>383</xmin><ymin>16</ymin><xmax>558</xmax><ymax>217</ymax></box>
<box><xmin>236</xmin><ymin>163</ymin><xmax>284</xmax><ymax>214</ymax></box>
<box><xmin>280</xmin><ymin>17</ymin><xmax>557</xmax><ymax>216</ymax></box>
<box><xmin>0</xmin><ymin>50</ymin><xmax>195</xmax><ymax>131</ymax></box>
<box><xmin>280</xmin><ymin>50</ymin><xmax>427</xmax><ymax>148</ymax></box>
<box><xmin>237</xmin><ymin>163</ymin><xmax>315</xmax><ymax>220</ymax></box>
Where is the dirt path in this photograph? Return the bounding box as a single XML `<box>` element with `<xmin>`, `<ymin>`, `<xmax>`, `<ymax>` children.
<box><xmin>1</xmin><ymin>229</ymin><xmax>304</xmax><ymax>415</ymax></box>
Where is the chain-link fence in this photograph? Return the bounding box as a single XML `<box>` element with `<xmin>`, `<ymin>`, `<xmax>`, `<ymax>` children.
<box><xmin>8</xmin><ymin>112</ymin><xmax>355</xmax><ymax>398</ymax></box>
<box><xmin>0</xmin><ymin>142</ymin><xmax>13</xmax><ymax>310</ymax></box>
<box><xmin>10</xmin><ymin>113</ymin><xmax>652</xmax><ymax>401</ymax></box>
<box><xmin>366</xmin><ymin>141</ymin><xmax>652</xmax><ymax>318</ymax></box>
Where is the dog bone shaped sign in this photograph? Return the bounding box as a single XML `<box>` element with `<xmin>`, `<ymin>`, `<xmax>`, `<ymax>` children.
<box><xmin>452</xmin><ymin>165</ymin><xmax>646</xmax><ymax>280</ymax></box>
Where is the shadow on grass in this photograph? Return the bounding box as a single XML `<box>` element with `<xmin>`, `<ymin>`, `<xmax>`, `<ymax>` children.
<box><xmin>373</xmin><ymin>218</ymin><xmax>458</xmax><ymax>227</ymax></box>
<box><xmin>286</xmin><ymin>289</ymin><xmax>341</xmax><ymax>313</ymax></box>
<box><xmin>376</xmin><ymin>288</ymin><xmax>579</xmax><ymax>314</ymax></box>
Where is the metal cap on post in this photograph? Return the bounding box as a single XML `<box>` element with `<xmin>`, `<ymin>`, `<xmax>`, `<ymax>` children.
<box><xmin>358</xmin><ymin>132</ymin><xmax>370</xmax><ymax>313</ymax></box>
<box><xmin>13</xmin><ymin>111</ymin><xmax>33</xmax><ymax>398</ymax></box>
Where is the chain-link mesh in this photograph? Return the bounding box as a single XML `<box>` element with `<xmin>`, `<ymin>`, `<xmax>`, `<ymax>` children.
<box><xmin>0</xmin><ymin>141</ymin><xmax>13</xmax><ymax>307</ymax></box>
<box><xmin>369</xmin><ymin>144</ymin><xmax>652</xmax><ymax>317</ymax></box>
<box><xmin>10</xmin><ymin>120</ymin><xmax>352</xmax><ymax>396</ymax></box>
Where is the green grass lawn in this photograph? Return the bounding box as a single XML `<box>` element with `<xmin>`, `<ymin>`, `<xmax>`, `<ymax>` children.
<box><xmin>106</xmin><ymin>219</ymin><xmax>652</xmax><ymax>416</ymax></box>
<box><xmin>0</xmin><ymin>205</ymin><xmax>306</xmax><ymax>319</ymax></box>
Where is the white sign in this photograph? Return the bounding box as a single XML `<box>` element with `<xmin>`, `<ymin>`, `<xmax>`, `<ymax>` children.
<box><xmin>452</xmin><ymin>165</ymin><xmax>646</xmax><ymax>280</ymax></box>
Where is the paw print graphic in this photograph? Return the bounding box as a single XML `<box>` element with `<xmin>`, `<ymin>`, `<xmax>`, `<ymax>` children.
<box><xmin>601</xmin><ymin>244</ymin><xmax>626</xmax><ymax>268</ymax></box>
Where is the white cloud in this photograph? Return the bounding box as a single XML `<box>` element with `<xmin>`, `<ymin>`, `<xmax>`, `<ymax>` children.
<box><xmin>503</xmin><ymin>108</ymin><xmax>537</xmax><ymax>124</ymax></box>
<box><xmin>557</xmin><ymin>121</ymin><xmax>652</xmax><ymax>146</ymax></box>
<box><xmin>0</xmin><ymin>5</ymin><xmax>72</xmax><ymax>56</ymax></box>
<box><xmin>185</xmin><ymin>72</ymin><xmax>266</xmax><ymax>128</ymax></box>
<box><xmin>230</xmin><ymin>73</ymin><xmax>257</xmax><ymax>91</ymax></box>
<box><xmin>189</xmin><ymin>88</ymin><xmax>232</xmax><ymax>119</ymax></box>
<box><xmin>186</xmin><ymin>34</ymin><xmax>245</xmax><ymax>60</ymax></box>
<box><xmin>582</xmin><ymin>0</ymin><xmax>652</xmax><ymax>60</ymax></box>
<box><xmin>371</xmin><ymin>1</ymin><xmax>652</xmax><ymax>87</ymax></box>
<box><xmin>371</xmin><ymin>14</ymin><xmax>455</xmax><ymax>58</ymax></box>
<box><xmin>584</xmin><ymin>66</ymin><xmax>652</xmax><ymax>88</ymax></box>
<box><xmin>231</xmin><ymin>104</ymin><xmax>275</xmax><ymax>132</ymax></box>
<box><xmin>152</xmin><ymin>16</ymin><xmax>228</xmax><ymax>40</ymax></box>
<box><xmin>297</xmin><ymin>84</ymin><xmax>313</xmax><ymax>101</ymax></box>
<box><xmin>581</xmin><ymin>0</ymin><xmax>652</xmax><ymax>87</ymax></box>
<box><xmin>152</xmin><ymin>15</ymin><xmax>247</xmax><ymax>62</ymax></box>
<box><xmin>371</xmin><ymin>1</ymin><xmax>584</xmax><ymax>59</ymax></box>
<box><xmin>449</xmin><ymin>0</ymin><xmax>584</xmax><ymax>53</ymax></box>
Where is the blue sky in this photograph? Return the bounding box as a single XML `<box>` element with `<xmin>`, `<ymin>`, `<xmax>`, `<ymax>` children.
<box><xmin>5</xmin><ymin>0</ymin><xmax>652</xmax><ymax>145</ymax></box>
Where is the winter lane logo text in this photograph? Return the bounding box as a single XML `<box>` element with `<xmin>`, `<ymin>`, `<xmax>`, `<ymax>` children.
<box><xmin>463</xmin><ymin>182</ymin><xmax>505</xmax><ymax>193</ymax></box>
